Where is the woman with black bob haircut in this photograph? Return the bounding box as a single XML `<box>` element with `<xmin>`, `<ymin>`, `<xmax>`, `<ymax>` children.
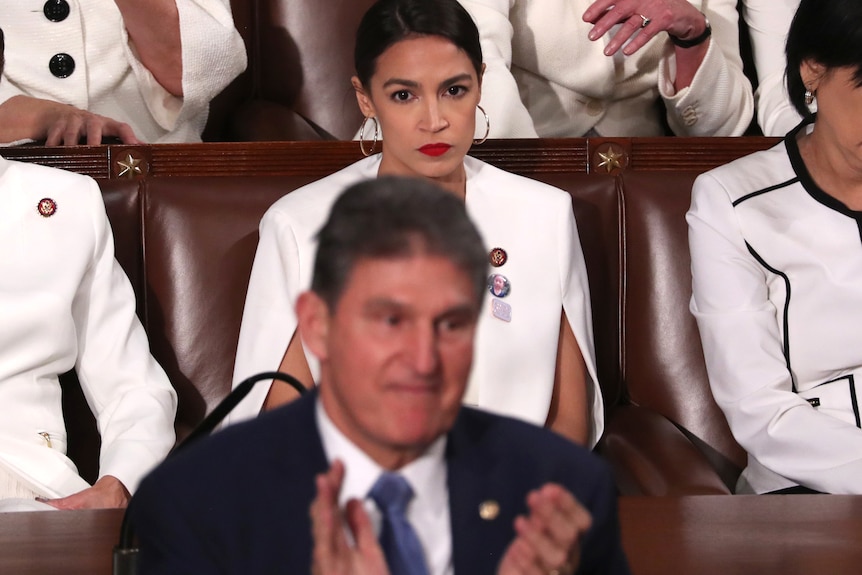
<box><xmin>228</xmin><ymin>0</ymin><xmax>604</xmax><ymax>447</ymax></box>
<box><xmin>785</xmin><ymin>0</ymin><xmax>862</xmax><ymax>120</ymax></box>
<box><xmin>688</xmin><ymin>0</ymin><xmax>862</xmax><ymax>494</ymax></box>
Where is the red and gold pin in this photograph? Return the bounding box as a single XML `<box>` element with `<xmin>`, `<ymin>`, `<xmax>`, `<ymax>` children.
<box><xmin>37</xmin><ymin>198</ymin><xmax>57</xmax><ymax>217</ymax></box>
<box><xmin>489</xmin><ymin>247</ymin><xmax>507</xmax><ymax>267</ymax></box>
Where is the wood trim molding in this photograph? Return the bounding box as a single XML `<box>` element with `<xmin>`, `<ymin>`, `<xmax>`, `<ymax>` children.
<box><xmin>1</xmin><ymin>137</ymin><xmax>780</xmax><ymax>180</ymax></box>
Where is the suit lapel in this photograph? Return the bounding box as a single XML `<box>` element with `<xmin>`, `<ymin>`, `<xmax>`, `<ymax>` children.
<box><xmin>446</xmin><ymin>410</ymin><xmax>522</xmax><ymax>575</ymax></box>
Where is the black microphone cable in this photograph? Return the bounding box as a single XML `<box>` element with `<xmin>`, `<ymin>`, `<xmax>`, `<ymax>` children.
<box><xmin>113</xmin><ymin>371</ymin><xmax>307</xmax><ymax>575</ymax></box>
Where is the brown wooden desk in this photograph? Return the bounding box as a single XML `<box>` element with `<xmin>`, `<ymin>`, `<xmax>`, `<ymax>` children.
<box><xmin>620</xmin><ymin>496</ymin><xmax>862</xmax><ymax>575</ymax></box>
<box><xmin>0</xmin><ymin>508</ymin><xmax>121</xmax><ymax>575</ymax></box>
<box><xmin>1</xmin><ymin>496</ymin><xmax>860</xmax><ymax>574</ymax></box>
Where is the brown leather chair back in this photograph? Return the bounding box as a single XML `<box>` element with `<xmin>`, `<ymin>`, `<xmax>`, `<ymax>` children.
<box><xmin>617</xmin><ymin>171</ymin><xmax>746</xmax><ymax>489</ymax></box>
<box><xmin>141</xmin><ymin>175</ymin><xmax>317</xmax><ymax>441</ymax></box>
<box><xmin>227</xmin><ymin>0</ymin><xmax>377</xmax><ymax>141</ymax></box>
<box><xmin>536</xmin><ymin>173</ymin><xmax>624</xmax><ymax>409</ymax></box>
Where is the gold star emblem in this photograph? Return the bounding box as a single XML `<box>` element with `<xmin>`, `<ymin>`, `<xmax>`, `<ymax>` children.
<box><xmin>117</xmin><ymin>154</ymin><xmax>143</xmax><ymax>179</ymax></box>
<box><xmin>596</xmin><ymin>147</ymin><xmax>624</xmax><ymax>173</ymax></box>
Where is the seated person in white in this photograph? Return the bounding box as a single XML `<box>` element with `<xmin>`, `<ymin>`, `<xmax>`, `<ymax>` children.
<box><xmin>688</xmin><ymin>0</ymin><xmax>862</xmax><ymax>494</ymax></box>
<box><xmin>0</xmin><ymin>0</ymin><xmax>246</xmax><ymax>145</ymax></box>
<box><xmin>456</xmin><ymin>0</ymin><xmax>754</xmax><ymax>137</ymax></box>
<box><xmin>0</xmin><ymin>159</ymin><xmax>178</xmax><ymax>510</ymax></box>
<box><xmin>740</xmin><ymin>0</ymin><xmax>803</xmax><ymax>136</ymax></box>
<box><xmin>0</xmin><ymin>29</ymin><xmax>177</xmax><ymax>509</ymax></box>
<box><xmin>229</xmin><ymin>0</ymin><xmax>604</xmax><ymax>447</ymax></box>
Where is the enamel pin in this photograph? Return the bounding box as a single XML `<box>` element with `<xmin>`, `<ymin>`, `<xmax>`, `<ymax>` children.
<box><xmin>479</xmin><ymin>500</ymin><xmax>500</xmax><ymax>521</ymax></box>
<box><xmin>491</xmin><ymin>299</ymin><xmax>512</xmax><ymax>322</ymax></box>
<box><xmin>489</xmin><ymin>247</ymin><xmax>508</xmax><ymax>267</ymax></box>
<box><xmin>37</xmin><ymin>198</ymin><xmax>57</xmax><ymax>217</ymax></box>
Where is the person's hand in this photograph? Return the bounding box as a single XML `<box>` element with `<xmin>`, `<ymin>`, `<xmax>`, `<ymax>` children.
<box><xmin>41</xmin><ymin>102</ymin><xmax>140</xmax><ymax>146</ymax></box>
<box><xmin>497</xmin><ymin>483</ymin><xmax>592</xmax><ymax>575</ymax></box>
<box><xmin>39</xmin><ymin>475</ymin><xmax>131</xmax><ymax>510</ymax></box>
<box><xmin>0</xmin><ymin>95</ymin><xmax>140</xmax><ymax>146</ymax></box>
<box><xmin>311</xmin><ymin>459</ymin><xmax>390</xmax><ymax>575</ymax></box>
<box><xmin>583</xmin><ymin>0</ymin><xmax>708</xmax><ymax>56</ymax></box>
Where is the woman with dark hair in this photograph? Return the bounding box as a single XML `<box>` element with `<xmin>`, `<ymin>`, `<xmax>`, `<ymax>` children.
<box><xmin>688</xmin><ymin>0</ymin><xmax>862</xmax><ymax>494</ymax></box>
<box><xmin>229</xmin><ymin>0</ymin><xmax>603</xmax><ymax>447</ymax></box>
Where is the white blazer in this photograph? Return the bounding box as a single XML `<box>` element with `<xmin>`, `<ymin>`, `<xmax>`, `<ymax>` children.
<box><xmin>689</xmin><ymin>124</ymin><xmax>862</xmax><ymax>493</ymax></box>
<box><xmin>0</xmin><ymin>156</ymin><xmax>177</xmax><ymax>497</ymax></box>
<box><xmin>229</xmin><ymin>155</ymin><xmax>605</xmax><ymax>446</ymax></box>
<box><xmin>0</xmin><ymin>0</ymin><xmax>246</xmax><ymax>144</ymax></box>
<box><xmin>458</xmin><ymin>0</ymin><xmax>754</xmax><ymax>137</ymax></box>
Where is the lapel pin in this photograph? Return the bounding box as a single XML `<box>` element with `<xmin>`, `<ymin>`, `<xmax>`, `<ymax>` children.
<box><xmin>37</xmin><ymin>198</ymin><xmax>57</xmax><ymax>217</ymax></box>
<box><xmin>491</xmin><ymin>299</ymin><xmax>512</xmax><ymax>322</ymax></box>
<box><xmin>479</xmin><ymin>500</ymin><xmax>500</xmax><ymax>521</ymax></box>
<box><xmin>488</xmin><ymin>274</ymin><xmax>511</xmax><ymax>298</ymax></box>
<box><xmin>489</xmin><ymin>247</ymin><xmax>508</xmax><ymax>267</ymax></box>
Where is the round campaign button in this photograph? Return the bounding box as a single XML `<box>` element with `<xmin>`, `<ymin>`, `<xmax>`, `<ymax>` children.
<box><xmin>488</xmin><ymin>273</ymin><xmax>511</xmax><ymax>298</ymax></box>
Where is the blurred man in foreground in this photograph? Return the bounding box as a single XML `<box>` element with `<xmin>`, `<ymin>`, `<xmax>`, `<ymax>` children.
<box><xmin>130</xmin><ymin>176</ymin><xmax>629</xmax><ymax>575</ymax></box>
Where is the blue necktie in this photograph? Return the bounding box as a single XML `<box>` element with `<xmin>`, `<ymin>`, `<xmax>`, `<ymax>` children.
<box><xmin>368</xmin><ymin>473</ymin><xmax>430</xmax><ymax>575</ymax></box>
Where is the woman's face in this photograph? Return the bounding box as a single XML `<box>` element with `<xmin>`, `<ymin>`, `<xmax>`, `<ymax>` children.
<box><xmin>353</xmin><ymin>35</ymin><xmax>482</xmax><ymax>190</ymax></box>
<box><xmin>803</xmin><ymin>62</ymin><xmax>862</xmax><ymax>169</ymax></box>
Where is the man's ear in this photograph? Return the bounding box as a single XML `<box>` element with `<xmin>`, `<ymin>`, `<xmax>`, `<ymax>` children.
<box><xmin>296</xmin><ymin>291</ymin><xmax>331</xmax><ymax>363</ymax></box>
<box><xmin>351</xmin><ymin>76</ymin><xmax>376</xmax><ymax>119</ymax></box>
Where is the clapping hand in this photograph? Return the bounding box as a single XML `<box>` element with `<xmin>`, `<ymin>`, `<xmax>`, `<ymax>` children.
<box><xmin>498</xmin><ymin>483</ymin><xmax>592</xmax><ymax>575</ymax></box>
<box><xmin>311</xmin><ymin>459</ymin><xmax>391</xmax><ymax>575</ymax></box>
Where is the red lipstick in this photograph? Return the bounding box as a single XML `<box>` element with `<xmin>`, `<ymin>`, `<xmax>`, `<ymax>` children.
<box><xmin>419</xmin><ymin>143</ymin><xmax>452</xmax><ymax>157</ymax></box>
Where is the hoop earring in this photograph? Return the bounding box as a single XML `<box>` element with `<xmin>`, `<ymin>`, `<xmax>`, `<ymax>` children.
<box><xmin>473</xmin><ymin>105</ymin><xmax>490</xmax><ymax>145</ymax></box>
<box><xmin>804</xmin><ymin>89</ymin><xmax>815</xmax><ymax>107</ymax></box>
<box><xmin>359</xmin><ymin>116</ymin><xmax>379</xmax><ymax>157</ymax></box>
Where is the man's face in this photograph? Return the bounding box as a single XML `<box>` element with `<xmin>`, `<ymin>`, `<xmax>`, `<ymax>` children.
<box><xmin>299</xmin><ymin>253</ymin><xmax>479</xmax><ymax>469</ymax></box>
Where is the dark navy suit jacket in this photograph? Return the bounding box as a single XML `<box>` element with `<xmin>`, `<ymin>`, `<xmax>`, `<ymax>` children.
<box><xmin>130</xmin><ymin>392</ymin><xmax>630</xmax><ymax>574</ymax></box>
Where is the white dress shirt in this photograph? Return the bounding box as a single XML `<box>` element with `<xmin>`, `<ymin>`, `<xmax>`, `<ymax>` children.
<box><xmin>316</xmin><ymin>401</ymin><xmax>454</xmax><ymax>575</ymax></box>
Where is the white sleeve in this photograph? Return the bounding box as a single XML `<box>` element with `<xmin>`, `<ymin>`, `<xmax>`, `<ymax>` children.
<box><xmin>688</xmin><ymin>174</ymin><xmax>862</xmax><ymax>494</ymax></box>
<box><xmin>457</xmin><ymin>0</ymin><xmax>539</xmax><ymax>137</ymax></box>
<box><xmin>121</xmin><ymin>0</ymin><xmax>247</xmax><ymax>131</ymax></box>
<box><xmin>73</xmin><ymin>179</ymin><xmax>177</xmax><ymax>494</ymax></box>
<box><xmin>559</xmin><ymin>202</ymin><xmax>604</xmax><ymax>447</ymax></box>
<box><xmin>740</xmin><ymin>0</ymin><xmax>803</xmax><ymax>136</ymax></box>
<box><xmin>659</xmin><ymin>0</ymin><xmax>754</xmax><ymax>136</ymax></box>
<box><xmin>227</xmin><ymin>207</ymin><xmax>302</xmax><ymax>425</ymax></box>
